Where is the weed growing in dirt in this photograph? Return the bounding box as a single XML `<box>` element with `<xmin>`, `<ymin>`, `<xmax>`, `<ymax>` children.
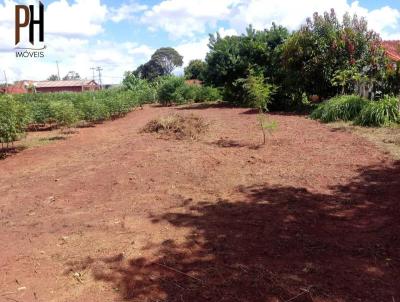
<box><xmin>142</xmin><ymin>114</ymin><xmax>208</xmax><ymax>140</ymax></box>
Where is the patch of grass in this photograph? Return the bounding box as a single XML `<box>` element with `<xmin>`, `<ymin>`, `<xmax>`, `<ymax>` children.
<box><xmin>310</xmin><ymin>95</ymin><xmax>366</xmax><ymax>123</ymax></box>
<box><xmin>142</xmin><ymin>114</ymin><xmax>208</xmax><ymax>140</ymax></box>
<box><xmin>355</xmin><ymin>96</ymin><xmax>400</xmax><ymax>127</ymax></box>
<box><xmin>328</xmin><ymin>121</ymin><xmax>400</xmax><ymax>159</ymax></box>
<box><xmin>311</xmin><ymin>95</ymin><xmax>400</xmax><ymax>127</ymax></box>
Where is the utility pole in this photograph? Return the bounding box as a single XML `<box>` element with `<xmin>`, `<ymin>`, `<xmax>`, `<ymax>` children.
<box><xmin>3</xmin><ymin>71</ymin><xmax>8</xmax><ymax>88</ymax></box>
<box><xmin>56</xmin><ymin>61</ymin><xmax>60</xmax><ymax>80</ymax></box>
<box><xmin>90</xmin><ymin>67</ymin><xmax>96</xmax><ymax>81</ymax></box>
<box><xmin>96</xmin><ymin>67</ymin><xmax>103</xmax><ymax>89</ymax></box>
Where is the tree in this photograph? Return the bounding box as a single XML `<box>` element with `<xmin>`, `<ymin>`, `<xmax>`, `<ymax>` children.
<box><xmin>282</xmin><ymin>10</ymin><xmax>387</xmax><ymax>99</ymax></box>
<box><xmin>184</xmin><ymin>60</ymin><xmax>206</xmax><ymax>81</ymax></box>
<box><xmin>47</xmin><ymin>74</ymin><xmax>59</xmax><ymax>81</ymax></box>
<box><xmin>204</xmin><ymin>24</ymin><xmax>289</xmax><ymax>106</ymax></box>
<box><xmin>151</xmin><ymin>47</ymin><xmax>183</xmax><ymax>75</ymax></box>
<box><xmin>63</xmin><ymin>71</ymin><xmax>81</xmax><ymax>80</ymax></box>
<box><xmin>133</xmin><ymin>47</ymin><xmax>183</xmax><ymax>81</ymax></box>
<box><xmin>133</xmin><ymin>60</ymin><xmax>165</xmax><ymax>81</ymax></box>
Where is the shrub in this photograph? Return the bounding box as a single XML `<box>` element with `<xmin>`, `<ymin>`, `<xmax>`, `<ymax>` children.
<box><xmin>194</xmin><ymin>86</ymin><xmax>221</xmax><ymax>102</ymax></box>
<box><xmin>355</xmin><ymin>97</ymin><xmax>400</xmax><ymax>127</ymax></box>
<box><xmin>76</xmin><ymin>99</ymin><xmax>110</xmax><ymax>122</ymax></box>
<box><xmin>49</xmin><ymin>101</ymin><xmax>79</xmax><ymax>127</ymax></box>
<box><xmin>157</xmin><ymin>76</ymin><xmax>187</xmax><ymax>105</ymax></box>
<box><xmin>28</xmin><ymin>100</ymin><xmax>54</xmax><ymax>124</ymax></box>
<box><xmin>0</xmin><ymin>96</ymin><xmax>30</xmax><ymax>145</ymax></box>
<box><xmin>243</xmin><ymin>70</ymin><xmax>277</xmax><ymax>111</ymax></box>
<box><xmin>310</xmin><ymin>95</ymin><xmax>366</xmax><ymax>123</ymax></box>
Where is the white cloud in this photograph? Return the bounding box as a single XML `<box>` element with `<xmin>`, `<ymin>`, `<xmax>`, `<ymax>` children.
<box><xmin>109</xmin><ymin>1</ymin><xmax>148</xmax><ymax>23</ymax></box>
<box><xmin>141</xmin><ymin>0</ymin><xmax>400</xmax><ymax>40</ymax></box>
<box><xmin>141</xmin><ymin>0</ymin><xmax>239</xmax><ymax>38</ymax></box>
<box><xmin>46</xmin><ymin>0</ymin><xmax>107</xmax><ymax>37</ymax></box>
<box><xmin>175</xmin><ymin>37</ymin><xmax>209</xmax><ymax>66</ymax></box>
<box><xmin>348</xmin><ymin>2</ymin><xmax>400</xmax><ymax>39</ymax></box>
<box><xmin>217</xmin><ymin>27</ymin><xmax>238</xmax><ymax>38</ymax></box>
<box><xmin>231</xmin><ymin>0</ymin><xmax>346</xmax><ymax>31</ymax></box>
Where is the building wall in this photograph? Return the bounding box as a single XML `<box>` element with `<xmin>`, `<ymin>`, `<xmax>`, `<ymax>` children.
<box><xmin>36</xmin><ymin>86</ymin><xmax>83</xmax><ymax>93</ymax></box>
<box><xmin>0</xmin><ymin>86</ymin><xmax>27</xmax><ymax>94</ymax></box>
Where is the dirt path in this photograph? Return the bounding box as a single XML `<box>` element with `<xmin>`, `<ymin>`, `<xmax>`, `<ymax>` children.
<box><xmin>0</xmin><ymin>104</ymin><xmax>399</xmax><ymax>302</ymax></box>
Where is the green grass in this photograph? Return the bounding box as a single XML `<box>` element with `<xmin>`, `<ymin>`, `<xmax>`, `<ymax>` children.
<box><xmin>311</xmin><ymin>95</ymin><xmax>400</xmax><ymax>127</ymax></box>
<box><xmin>310</xmin><ymin>95</ymin><xmax>366</xmax><ymax>123</ymax></box>
<box><xmin>355</xmin><ymin>96</ymin><xmax>400</xmax><ymax>127</ymax></box>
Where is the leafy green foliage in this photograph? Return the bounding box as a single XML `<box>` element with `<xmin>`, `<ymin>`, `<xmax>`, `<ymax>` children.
<box><xmin>193</xmin><ymin>86</ymin><xmax>221</xmax><ymax>102</ymax></box>
<box><xmin>355</xmin><ymin>96</ymin><xmax>400</xmax><ymax>126</ymax></box>
<box><xmin>184</xmin><ymin>60</ymin><xmax>207</xmax><ymax>81</ymax></box>
<box><xmin>310</xmin><ymin>95</ymin><xmax>366</xmax><ymax>122</ymax></box>
<box><xmin>133</xmin><ymin>47</ymin><xmax>183</xmax><ymax>81</ymax></box>
<box><xmin>122</xmin><ymin>73</ymin><xmax>157</xmax><ymax>104</ymax></box>
<box><xmin>158</xmin><ymin>76</ymin><xmax>187</xmax><ymax>105</ymax></box>
<box><xmin>282</xmin><ymin>10</ymin><xmax>387</xmax><ymax>99</ymax></box>
<box><xmin>242</xmin><ymin>70</ymin><xmax>277</xmax><ymax>111</ymax></box>
<box><xmin>157</xmin><ymin>76</ymin><xmax>221</xmax><ymax>105</ymax></box>
<box><xmin>49</xmin><ymin>101</ymin><xmax>79</xmax><ymax>127</ymax></box>
<box><xmin>0</xmin><ymin>96</ymin><xmax>30</xmax><ymax>145</ymax></box>
<box><xmin>205</xmin><ymin>24</ymin><xmax>289</xmax><ymax>106</ymax></box>
<box><xmin>311</xmin><ymin>95</ymin><xmax>400</xmax><ymax>126</ymax></box>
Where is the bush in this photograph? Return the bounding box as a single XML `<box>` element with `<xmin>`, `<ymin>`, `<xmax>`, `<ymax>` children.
<box><xmin>158</xmin><ymin>76</ymin><xmax>187</xmax><ymax>105</ymax></box>
<box><xmin>310</xmin><ymin>95</ymin><xmax>366</xmax><ymax>123</ymax></box>
<box><xmin>123</xmin><ymin>73</ymin><xmax>157</xmax><ymax>104</ymax></box>
<box><xmin>243</xmin><ymin>70</ymin><xmax>277</xmax><ymax>111</ymax></box>
<box><xmin>355</xmin><ymin>97</ymin><xmax>400</xmax><ymax>127</ymax></box>
<box><xmin>49</xmin><ymin>101</ymin><xmax>79</xmax><ymax>127</ymax></box>
<box><xmin>76</xmin><ymin>99</ymin><xmax>110</xmax><ymax>122</ymax></box>
<box><xmin>28</xmin><ymin>100</ymin><xmax>53</xmax><ymax>124</ymax></box>
<box><xmin>195</xmin><ymin>86</ymin><xmax>221</xmax><ymax>102</ymax></box>
<box><xmin>0</xmin><ymin>96</ymin><xmax>30</xmax><ymax>145</ymax></box>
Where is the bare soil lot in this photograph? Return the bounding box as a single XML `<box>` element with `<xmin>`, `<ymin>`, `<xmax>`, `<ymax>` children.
<box><xmin>0</xmin><ymin>104</ymin><xmax>399</xmax><ymax>302</ymax></box>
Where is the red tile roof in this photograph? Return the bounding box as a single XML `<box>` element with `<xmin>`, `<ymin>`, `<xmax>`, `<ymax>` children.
<box><xmin>382</xmin><ymin>40</ymin><xmax>400</xmax><ymax>62</ymax></box>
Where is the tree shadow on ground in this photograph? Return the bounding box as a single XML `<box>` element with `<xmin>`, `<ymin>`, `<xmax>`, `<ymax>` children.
<box><xmin>176</xmin><ymin>102</ymin><xmax>235</xmax><ymax>111</ymax></box>
<box><xmin>240</xmin><ymin>110</ymin><xmax>309</xmax><ymax>116</ymax></box>
<box><xmin>0</xmin><ymin>146</ymin><xmax>27</xmax><ymax>160</ymax></box>
<box><xmin>207</xmin><ymin>138</ymin><xmax>259</xmax><ymax>149</ymax></box>
<box><xmin>67</xmin><ymin>161</ymin><xmax>400</xmax><ymax>302</ymax></box>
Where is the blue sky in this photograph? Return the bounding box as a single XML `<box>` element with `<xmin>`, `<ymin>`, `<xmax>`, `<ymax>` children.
<box><xmin>0</xmin><ymin>0</ymin><xmax>399</xmax><ymax>84</ymax></box>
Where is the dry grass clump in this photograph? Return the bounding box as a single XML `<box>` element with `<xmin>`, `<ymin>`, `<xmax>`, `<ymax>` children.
<box><xmin>142</xmin><ymin>114</ymin><xmax>208</xmax><ymax>140</ymax></box>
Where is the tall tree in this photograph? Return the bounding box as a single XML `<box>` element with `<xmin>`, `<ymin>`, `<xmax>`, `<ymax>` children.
<box><xmin>133</xmin><ymin>60</ymin><xmax>165</xmax><ymax>81</ymax></box>
<box><xmin>132</xmin><ymin>47</ymin><xmax>183</xmax><ymax>81</ymax></box>
<box><xmin>151</xmin><ymin>47</ymin><xmax>183</xmax><ymax>75</ymax></box>
<box><xmin>204</xmin><ymin>24</ymin><xmax>289</xmax><ymax>105</ymax></box>
<box><xmin>282</xmin><ymin>10</ymin><xmax>386</xmax><ymax>99</ymax></box>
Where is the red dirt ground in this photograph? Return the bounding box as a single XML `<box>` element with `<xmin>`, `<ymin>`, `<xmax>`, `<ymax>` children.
<box><xmin>0</xmin><ymin>104</ymin><xmax>399</xmax><ymax>302</ymax></box>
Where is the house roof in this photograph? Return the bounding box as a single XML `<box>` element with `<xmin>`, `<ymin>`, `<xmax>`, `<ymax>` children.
<box><xmin>34</xmin><ymin>80</ymin><xmax>97</xmax><ymax>88</ymax></box>
<box><xmin>382</xmin><ymin>40</ymin><xmax>400</xmax><ymax>62</ymax></box>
